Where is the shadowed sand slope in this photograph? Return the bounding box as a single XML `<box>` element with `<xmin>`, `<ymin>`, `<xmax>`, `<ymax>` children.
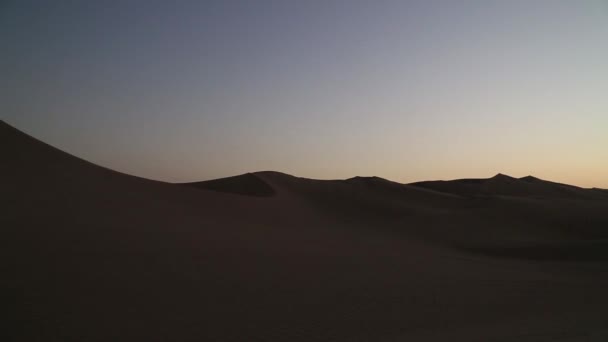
<box><xmin>183</xmin><ymin>173</ymin><xmax>276</xmax><ymax>196</ymax></box>
<box><xmin>3</xmin><ymin>120</ymin><xmax>608</xmax><ymax>342</ymax></box>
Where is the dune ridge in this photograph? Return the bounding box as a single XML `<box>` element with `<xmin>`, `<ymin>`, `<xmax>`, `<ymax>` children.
<box><xmin>409</xmin><ymin>173</ymin><xmax>606</xmax><ymax>200</ymax></box>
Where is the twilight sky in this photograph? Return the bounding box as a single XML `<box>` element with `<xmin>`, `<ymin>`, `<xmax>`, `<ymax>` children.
<box><xmin>2</xmin><ymin>0</ymin><xmax>607</xmax><ymax>187</ymax></box>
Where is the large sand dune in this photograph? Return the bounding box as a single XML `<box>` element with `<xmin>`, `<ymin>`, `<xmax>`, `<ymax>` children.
<box><xmin>3</xmin><ymin>120</ymin><xmax>608</xmax><ymax>341</ymax></box>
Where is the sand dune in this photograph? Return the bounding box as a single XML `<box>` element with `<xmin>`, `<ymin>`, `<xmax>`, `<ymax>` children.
<box><xmin>3</xmin><ymin>120</ymin><xmax>608</xmax><ymax>341</ymax></box>
<box><xmin>183</xmin><ymin>172</ymin><xmax>276</xmax><ymax>196</ymax></box>
<box><xmin>410</xmin><ymin>173</ymin><xmax>607</xmax><ymax>200</ymax></box>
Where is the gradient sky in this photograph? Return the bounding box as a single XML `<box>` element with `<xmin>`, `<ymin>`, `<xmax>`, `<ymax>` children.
<box><xmin>2</xmin><ymin>0</ymin><xmax>607</xmax><ymax>187</ymax></box>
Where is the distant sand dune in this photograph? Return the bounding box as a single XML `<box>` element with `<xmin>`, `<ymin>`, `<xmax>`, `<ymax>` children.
<box><xmin>410</xmin><ymin>173</ymin><xmax>607</xmax><ymax>200</ymax></box>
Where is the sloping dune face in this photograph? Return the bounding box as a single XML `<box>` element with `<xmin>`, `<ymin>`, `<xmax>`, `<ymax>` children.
<box><xmin>183</xmin><ymin>173</ymin><xmax>276</xmax><ymax>196</ymax></box>
<box><xmin>3</xmin><ymin>120</ymin><xmax>608</xmax><ymax>342</ymax></box>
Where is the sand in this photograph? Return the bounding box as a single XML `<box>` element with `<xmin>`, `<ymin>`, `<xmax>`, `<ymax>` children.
<box><xmin>3</xmin><ymin>120</ymin><xmax>608</xmax><ymax>341</ymax></box>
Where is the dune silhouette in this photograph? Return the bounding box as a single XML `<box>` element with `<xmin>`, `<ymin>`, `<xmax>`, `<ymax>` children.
<box><xmin>3</xmin><ymin>120</ymin><xmax>608</xmax><ymax>341</ymax></box>
<box><xmin>409</xmin><ymin>173</ymin><xmax>606</xmax><ymax>200</ymax></box>
<box><xmin>183</xmin><ymin>173</ymin><xmax>276</xmax><ymax>196</ymax></box>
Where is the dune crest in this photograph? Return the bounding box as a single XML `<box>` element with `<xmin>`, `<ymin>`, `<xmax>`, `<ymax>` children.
<box><xmin>409</xmin><ymin>173</ymin><xmax>605</xmax><ymax>200</ymax></box>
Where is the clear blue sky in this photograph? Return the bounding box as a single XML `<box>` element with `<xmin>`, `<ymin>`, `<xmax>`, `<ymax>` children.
<box><xmin>2</xmin><ymin>0</ymin><xmax>607</xmax><ymax>187</ymax></box>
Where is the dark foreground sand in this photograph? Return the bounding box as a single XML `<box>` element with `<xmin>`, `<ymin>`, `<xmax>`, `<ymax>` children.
<box><xmin>3</xmin><ymin>120</ymin><xmax>608</xmax><ymax>341</ymax></box>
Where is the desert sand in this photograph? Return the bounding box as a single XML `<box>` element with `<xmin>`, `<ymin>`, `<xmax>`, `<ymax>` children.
<box><xmin>3</xmin><ymin>120</ymin><xmax>608</xmax><ymax>341</ymax></box>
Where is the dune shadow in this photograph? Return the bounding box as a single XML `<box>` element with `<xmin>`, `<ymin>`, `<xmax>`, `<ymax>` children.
<box><xmin>181</xmin><ymin>173</ymin><xmax>276</xmax><ymax>197</ymax></box>
<box><xmin>465</xmin><ymin>241</ymin><xmax>608</xmax><ymax>262</ymax></box>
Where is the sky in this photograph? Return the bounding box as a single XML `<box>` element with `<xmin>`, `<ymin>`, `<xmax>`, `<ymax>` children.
<box><xmin>2</xmin><ymin>0</ymin><xmax>607</xmax><ymax>187</ymax></box>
